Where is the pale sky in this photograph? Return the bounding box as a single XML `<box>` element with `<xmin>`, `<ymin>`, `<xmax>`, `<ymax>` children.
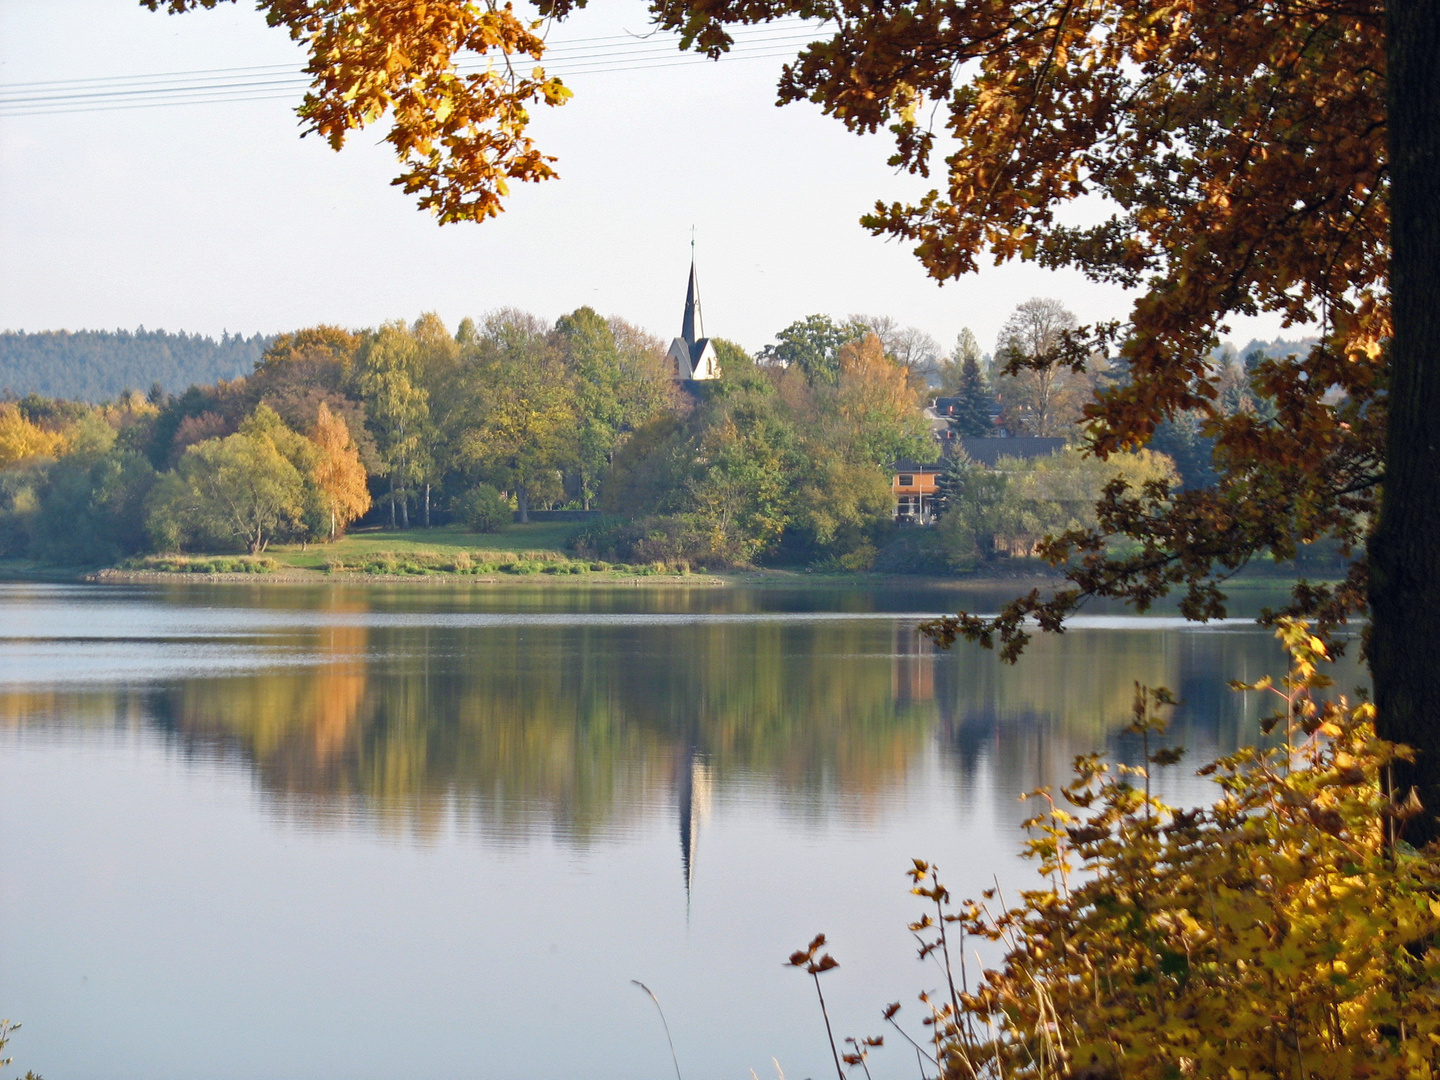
<box><xmin>0</xmin><ymin>0</ymin><xmax>1294</xmax><ymax>356</ymax></box>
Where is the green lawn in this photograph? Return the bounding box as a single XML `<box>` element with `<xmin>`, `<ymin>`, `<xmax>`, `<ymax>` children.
<box><xmin>269</xmin><ymin>522</ymin><xmax>584</xmax><ymax>569</ymax></box>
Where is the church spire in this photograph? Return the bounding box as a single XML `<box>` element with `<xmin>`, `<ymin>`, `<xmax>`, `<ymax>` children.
<box><xmin>666</xmin><ymin>232</ymin><xmax>719</xmax><ymax>381</ymax></box>
<box><xmin>681</xmin><ymin>237</ymin><xmax>704</xmax><ymax>345</ymax></box>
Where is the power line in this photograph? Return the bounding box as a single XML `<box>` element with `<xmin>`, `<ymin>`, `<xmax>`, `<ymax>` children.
<box><xmin>0</xmin><ymin>20</ymin><xmax>825</xmax><ymax>118</ymax></box>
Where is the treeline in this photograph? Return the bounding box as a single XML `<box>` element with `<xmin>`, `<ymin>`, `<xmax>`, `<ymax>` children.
<box><xmin>0</xmin><ymin>307</ymin><xmax>934</xmax><ymax>568</ymax></box>
<box><xmin>3</xmin><ymin>299</ymin><xmax>1295</xmax><ymax>572</ymax></box>
<box><xmin>0</xmin><ymin>328</ymin><xmax>271</xmax><ymax>402</ymax></box>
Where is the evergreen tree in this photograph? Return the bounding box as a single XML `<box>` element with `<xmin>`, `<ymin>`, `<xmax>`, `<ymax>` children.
<box><xmin>952</xmin><ymin>354</ymin><xmax>993</xmax><ymax>437</ymax></box>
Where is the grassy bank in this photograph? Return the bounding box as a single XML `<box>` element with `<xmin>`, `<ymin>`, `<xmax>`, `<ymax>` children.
<box><xmin>268</xmin><ymin>522</ymin><xmax>583</xmax><ymax>569</ymax></box>
<box><xmin>83</xmin><ymin>521</ymin><xmax>722</xmax><ymax>584</ymax></box>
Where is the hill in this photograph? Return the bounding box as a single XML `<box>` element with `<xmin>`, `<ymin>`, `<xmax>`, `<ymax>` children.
<box><xmin>0</xmin><ymin>328</ymin><xmax>273</xmax><ymax>402</ymax></box>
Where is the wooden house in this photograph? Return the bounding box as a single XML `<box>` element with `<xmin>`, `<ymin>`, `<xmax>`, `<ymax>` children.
<box><xmin>892</xmin><ymin>459</ymin><xmax>942</xmax><ymax>523</ymax></box>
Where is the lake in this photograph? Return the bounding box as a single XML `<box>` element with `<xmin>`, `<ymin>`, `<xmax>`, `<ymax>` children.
<box><xmin>0</xmin><ymin>580</ymin><xmax>1365</xmax><ymax>1079</ymax></box>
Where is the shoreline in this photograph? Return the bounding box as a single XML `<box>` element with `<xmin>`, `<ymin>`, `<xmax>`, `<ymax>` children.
<box><xmin>81</xmin><ymin>566</ymin><xmax>731</xmax><ymax>587</ymax></box>
<box><xmin>0</xmin><ymin>560</ymin><xmax>1323</xmax><ymax>591</ymax></box>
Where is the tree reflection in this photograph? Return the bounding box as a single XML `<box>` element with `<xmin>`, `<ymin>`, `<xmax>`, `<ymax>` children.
<box><xmin>0</xmin><ymin>591</ymin><xmax>1360</xmax><ymax>854</ymax></box>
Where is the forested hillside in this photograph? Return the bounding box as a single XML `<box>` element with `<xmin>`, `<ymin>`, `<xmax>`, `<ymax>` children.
<box><xmin>0</xmin><ymin>329</ymin><xmax>272</xmax><ymax>401</ymax></box>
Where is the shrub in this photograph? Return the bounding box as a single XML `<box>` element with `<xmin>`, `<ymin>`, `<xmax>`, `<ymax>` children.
<box><xmin>124</xmin><ymin>554</ymin><xmax>279</xmax><ymax>574</ymax></box>
<box><xmin>806</xmin><ymin>621</ymin><xmax>1440</xmax><ymax>1080</ymax></box>
<box><xmin>456</xmin><ymin>483</ymin><xmax>511</xmax><ymax>533</ymax></box>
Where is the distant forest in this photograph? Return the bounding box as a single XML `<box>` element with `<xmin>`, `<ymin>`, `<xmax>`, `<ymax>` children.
<box><xmin>0</xmin><ymin>329</ymin><xmax>273</xmax><ymax>402</ymax></box>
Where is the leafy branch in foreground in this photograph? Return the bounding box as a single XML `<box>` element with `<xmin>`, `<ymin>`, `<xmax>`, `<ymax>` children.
<box><xmin>146</xmin><ymin>0</ymin><xmax>573</xmax><ymax>222</ymax></box>
<box><xmin>0</xmin><ymin>1020</ymin><xmax>43</xmax><ymax>1080</ymax></box>
<box><xmin>800</xmin><ymin>621</ymin><xmax>1440</xmax><ymax>1078</ymax></box>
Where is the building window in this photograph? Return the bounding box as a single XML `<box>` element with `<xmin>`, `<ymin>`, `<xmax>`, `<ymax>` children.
<box><xmin>898</xmin><ymin>474</ymin><xmax>914</xmax><ymax>486</ymax></box>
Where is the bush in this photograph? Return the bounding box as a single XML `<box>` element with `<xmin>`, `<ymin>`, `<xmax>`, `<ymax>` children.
<box><xmin>804</xmin><ymin>621</ymin><xmax>1440</xmax><ymax>1080</ymax></box>
<box><xmin>125</xmin><ymin>554</ymin><xmax>279</xmax><ymax>574</ymax></box>
<box><xmin>456</xmin><ymin>483</ymin><xmax>511</xmax><ymax>533</ymax></box>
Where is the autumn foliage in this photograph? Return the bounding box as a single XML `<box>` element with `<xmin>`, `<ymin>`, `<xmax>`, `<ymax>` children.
<box><xmin>310</xmin><ymin>402</ymin><xmax>370</xmax><ymax>538</ymax></box>
<box><xmin>145</xmin><ymin>0</ymin><xmax>573</xmax><ymax>222</ymax></box>
<box><xmin>0</xmin><ymin>403</ymin><xmax>67</xmax><ymax>469</ymax></box>
<box><xmin>849</xmin><ymin>623</ymin><xmax>1440</xmax><ymax>1079</ymax></box>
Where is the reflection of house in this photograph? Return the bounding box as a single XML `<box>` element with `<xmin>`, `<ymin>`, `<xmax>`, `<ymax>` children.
<box><xmin>892</xmin><ymin>459</ymin><xmax>942</xmax><ymax>524</ymax></box>
<box><xmin>891</xmin><ymin>622</ymin><xmax>934</xmax><ymax>703</ymax></box>
<box><xmin>667</xmin><ymin>256</ymin><xmax>719</xmax><ymax>381</ymax></box>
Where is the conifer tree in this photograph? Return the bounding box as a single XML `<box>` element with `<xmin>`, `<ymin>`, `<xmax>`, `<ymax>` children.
<box><xmin>952</xmin><ymin>355</ymin><xmax>992</xmax><ymax>438</ymax></box>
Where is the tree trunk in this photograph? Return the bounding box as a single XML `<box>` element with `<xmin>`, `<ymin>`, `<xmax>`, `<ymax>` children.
<box><xmin>400</xmin><ymin>485</ymin><xmax>410</xmax><ymax>529</ymax></box>
<box><xmin>517</xmin><ymin>484</ymin><xmax>530</xmax><ymax>524</ymax></box>
<box><xmin>1370</xmin><ymin>0</ymin><xmax>1440</xmax><ymax>843</ymax></box>
<box><xmin>388</xmin><ymin>477</ymin><xmax>397</xmax><ymax>530</ymax></box>
<box><xmin>424</xmin><ymin>483</ymin><xmax>431</xmax><ymax>528</ymax></box>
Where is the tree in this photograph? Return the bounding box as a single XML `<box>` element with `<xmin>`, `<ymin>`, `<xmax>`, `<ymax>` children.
<box><xmin>993</xmin><ymin>299</ymin><xmax>1087</xmax><ymax>437</ymax></box>
<box><xmin>758</xmin><ymin>315</ymin><xmax>860</xmax><ymax>385</ymax></box>
<box><xmin>354</xmin><ymin>321</ymin><xmax>428</xmax><ymax>529</ymax></box>
<box><xmin>829</xmin><ymin>334</ymin><xmax>932</xmax><ymax>467</ymax></box>
<box><xmin>456</xmin><ymin>309</ymin><xmax>575</xmax><ymax>522</ymax></box>
<box><xmin>254</xmin><ymin>325</ymin><xmax>361</xmax><ymax>379</ymax></box>
<box><xmin>0</xmin><ymin>403</ymin><xmax>66</xmax><ymax>468</ymax></box>
<box><xmin>932</xmin><ymin>327</ymin><xmax>983</xmax><ymax>394</ymax></box>
<box><xmin>951</xmin><ymin>354</ymin><xmax>993</xmax><ymax>438</ymax></box>
<box><xmin>153</xmin><ymin>430</ymin><xmax>307</xmax><ymax>554</ymax></box>
<box><xmin>147</xmin><ymin>0</ymin><xmax>572</xmax><ymax>223</ymax></box>
<box><xmin>553</xmin><ymin>307</ymin><xmax>676</xmax><ymax>509</ymax></box>
<box><xmin>849</xmin><ymin>315</ymin><xmax>943</xmax><ymax>383</ymax></box>
<box><xmin>407</xmin><ymin>312</ymin><xmax>461</xmax><ymax>526</ymax></box>
<box><xmin>668</xmin><ymin>0</ymin><xmax>1429</xmax><ymax>817</ymax></box>
<box><xmin>30</xmin><ymin>448</ymin><xmax>158</xmax><ymax>565</ymax></box>
<box><xmin>309</xmin><ymin>402</ymin><xmax>370</xmax><ymax>539</ymax></box>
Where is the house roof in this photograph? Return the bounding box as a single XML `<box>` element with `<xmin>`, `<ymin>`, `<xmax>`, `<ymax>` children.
<box><xmin>892</xmin><ymin>459</ymin><xmax>944</xmax><ymax>473</ymax></box>
<box><xmin>958</xmin><ymin>437</ymin><xmax>1066</xmax><ymax>467</ymax></box>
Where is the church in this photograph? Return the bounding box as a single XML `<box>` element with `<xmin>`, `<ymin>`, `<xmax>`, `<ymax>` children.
<box><xmin>666</xmin><ymin>256</ymin><xmax>719</xmax><ymax>381</ymax></box>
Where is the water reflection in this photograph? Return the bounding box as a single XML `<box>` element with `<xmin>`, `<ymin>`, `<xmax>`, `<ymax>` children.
<box><xmin>0</xmin><ymin>582</ymin><xmax>1371</xmax><ymax>1080</ymax></box>
<box><xmin>0</xmin><ymin>584</ymin><xmax>1365</xmax><ymax>852</ymax></box>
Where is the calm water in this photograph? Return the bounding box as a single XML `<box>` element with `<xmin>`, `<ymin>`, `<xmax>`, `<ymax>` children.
<box><xmin>0</xmin><ymin>581</ymin><xmax>1364</xmax><ymax>1079</ymax></box>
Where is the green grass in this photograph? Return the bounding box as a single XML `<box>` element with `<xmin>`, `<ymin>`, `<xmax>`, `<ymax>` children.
<box><xmin>270</xmin><ymin>522</ymin><xmax>583</xmax><ymax>570</ymax></box>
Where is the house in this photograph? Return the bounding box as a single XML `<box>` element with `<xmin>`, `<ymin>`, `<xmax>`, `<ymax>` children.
<box><xmin>892</xmin><ymin>459</ymin><xmax>943</xmax><ymax>524</ymax></box>
<box><xmin>667</xmin><ymin>256</ymin><xmax>719</xmax><ymax>381</ymax></box>
<box><xmin>892</xmin><ymin>439</ymin><xmax>1066</xmax><ymax>526</ymax></box>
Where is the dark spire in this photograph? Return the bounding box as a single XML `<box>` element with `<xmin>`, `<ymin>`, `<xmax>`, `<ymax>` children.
<box><xmin>681</xmin><ymin>237</ymin><xmax>704</xmax><ymax>345</ymax></box>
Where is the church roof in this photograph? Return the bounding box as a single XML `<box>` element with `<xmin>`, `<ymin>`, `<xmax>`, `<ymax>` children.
<box><xmin>681</xmin><ymin>259</ymin><xmax>704</xmax><ymax>345</ymax></box>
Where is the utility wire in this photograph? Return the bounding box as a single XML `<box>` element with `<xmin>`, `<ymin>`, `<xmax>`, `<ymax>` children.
<box><xmin>0</xmin><ymin>20</ymin><xmax>825</xmax><ymax>118</ymax></box>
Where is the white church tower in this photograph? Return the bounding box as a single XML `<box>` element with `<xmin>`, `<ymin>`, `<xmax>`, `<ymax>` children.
<box><xmin>667</xmin><ymin>251</ymin><xmax>719</xmax><ymax>381</ymax></box>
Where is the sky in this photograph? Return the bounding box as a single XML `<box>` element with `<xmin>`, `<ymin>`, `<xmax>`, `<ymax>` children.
<box><xmin>0</xmin><ymin>0</ymin><xmax>1297</xmax><ymax>357</ymax></box>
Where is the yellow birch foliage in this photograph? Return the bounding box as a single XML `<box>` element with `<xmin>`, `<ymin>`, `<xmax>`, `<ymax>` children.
<box><xmin>309</xmin><ymin>402</ymin><xmax>370</xmax><ymax>539</ymax></box>
<box><xmin>897</xmin><ymin>621</ymin><xmax>1440</xmax><ymax>1080</ymax></box>
<box><xmin>0</xmin><ymin>403</ymin><xmax>67</xmax><ymax>469</ymax></box>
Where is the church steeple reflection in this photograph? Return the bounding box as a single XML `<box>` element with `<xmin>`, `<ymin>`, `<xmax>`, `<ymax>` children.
<box><xmin>675</xmin><ymin>741</ymin><xmax>711</xmax><ymax>906</ymax></box>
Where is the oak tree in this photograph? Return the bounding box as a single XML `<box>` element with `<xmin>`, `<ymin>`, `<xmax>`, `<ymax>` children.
<box><xmin>146</xmin><ymin>0</ymin><xmax>572</xmax><ymax>222</ymax></box>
